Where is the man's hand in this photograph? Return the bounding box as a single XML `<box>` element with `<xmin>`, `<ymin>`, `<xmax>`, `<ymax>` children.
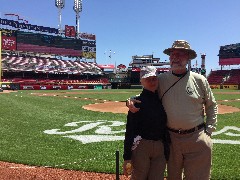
<box><xmin>123</xmin><ymin>160</ymin><xmax>132</xmax><ymax>177</ymax></box>
<box><xmin>126</xmin><ymin>98</ymin><xmax>141</xmax><ymax>113</ymax></box>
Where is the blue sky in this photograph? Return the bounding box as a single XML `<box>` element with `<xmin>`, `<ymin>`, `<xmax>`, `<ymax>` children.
<box><xmin>1</xmin><ymin>0</ymin><xmax>240</xmax><ymax>74</ymax></box>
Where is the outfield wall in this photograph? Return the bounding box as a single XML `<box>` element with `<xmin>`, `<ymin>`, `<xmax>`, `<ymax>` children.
<box><xmin>20</xmin><ymin>84</ymin><xmax>112</xmax><ymax>90</ymax></box>
<box><xmin>0</xmin><ymin>82</ymin><xmax>112</xmax><ymax>90</ymax></box>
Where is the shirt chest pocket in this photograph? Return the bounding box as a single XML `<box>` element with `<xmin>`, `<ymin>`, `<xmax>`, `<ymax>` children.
<box><xmin>185</xmin><ymin>85</ymin><xmax>204</xmax><ymax>103</ymax></box>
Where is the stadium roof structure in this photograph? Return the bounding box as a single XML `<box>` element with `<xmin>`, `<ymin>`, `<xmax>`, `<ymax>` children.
<box><xmin>129</xmin><ymin>54</ymin><xmax>170</xmax><ymax>68</ymax></box>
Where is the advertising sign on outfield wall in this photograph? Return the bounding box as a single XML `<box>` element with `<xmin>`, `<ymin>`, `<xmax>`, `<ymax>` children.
<box><xmin>222</xmin><ymin>85</ymin><xmax>239</xmax><ymax>90</ymax></box>
<box><xmin>20</xmin><ymin>84</ymin><xmax>89</xmax><ymax>90</ymax></box>
<box><xmin>210</xmin><ymin>85</ymin><xmax>221</xmax><ymax>89</ymax></box>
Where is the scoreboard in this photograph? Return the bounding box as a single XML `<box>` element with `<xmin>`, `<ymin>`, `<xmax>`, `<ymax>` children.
<box><xmin>218</xmin><ymin>43</ymin><xmax>240</xmax><ymax>66</ymax></box>
<box><xmin>219</xmin><ymin>43</ymin><xmax>240</xmax><ymax>59</ymax></box>
<box><xmin>1</xmin><ymin>28</ymin><xmax>96</xmax><ymax>58</ymax></box>
<box><xmin>17</xmin><ymin>31</ymin><xmax>83</xmax><ymax>50</ymax></box>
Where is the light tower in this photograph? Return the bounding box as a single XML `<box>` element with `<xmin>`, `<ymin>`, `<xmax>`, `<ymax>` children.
<box><xmin>188</xmin><ymin>60</ymin><xmax>192</xmax><ymax>71</ymax></box>
<box><xmin>55</xmin><ymin>0</ymin><xmax>65</xmax><ymax>34</ymax></box>
<box><xmin>73</xmin><ymin>0</ymin><xmax>82</xmax><ymax>38</ymax></box>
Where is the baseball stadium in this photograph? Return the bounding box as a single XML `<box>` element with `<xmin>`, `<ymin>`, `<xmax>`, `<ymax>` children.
<box><xmin>0</xmin><ymin>0</ymin><xmax>240</xmax><ymax>179</ymax></box>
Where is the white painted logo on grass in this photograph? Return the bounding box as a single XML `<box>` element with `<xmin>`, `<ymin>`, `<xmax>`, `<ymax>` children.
<box><xmin>212</xmin><ymin>126</ymin><xmax>240</xmax><ymax>144</ymax></box>
<box><xmin>44</xmin><ymin>120</ymin><xmax>125</xmax><ymax>144</ymax></box>
<box><xmin>44</xmin><ymin>121</ymin><xmax>240</xmax><ymax>144</ymax></box>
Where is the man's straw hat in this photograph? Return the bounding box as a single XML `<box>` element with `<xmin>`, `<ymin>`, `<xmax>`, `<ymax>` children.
<box><xmin>163</xmin><ymin>40</ymin><xmax>197</xmax><ymax>60</ymax></box>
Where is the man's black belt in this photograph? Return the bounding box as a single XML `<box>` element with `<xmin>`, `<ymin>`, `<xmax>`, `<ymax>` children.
<box><xmin>168</xmin><ymin>123</ymin><xmax>205</xmax><ymax>134</ymax></box>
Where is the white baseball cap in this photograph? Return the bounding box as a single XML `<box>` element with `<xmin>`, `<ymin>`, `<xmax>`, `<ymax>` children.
<box><xmin>140</xmin><ymin>66</ymin><xmax>157</xmax><ymax>79</ymax></box>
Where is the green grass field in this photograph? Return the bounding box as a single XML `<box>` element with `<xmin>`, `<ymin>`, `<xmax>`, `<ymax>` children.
<box><xmin>0</xmin><ymin>89</ymin><xmax>239</xmax><ymax>179</ymax></box>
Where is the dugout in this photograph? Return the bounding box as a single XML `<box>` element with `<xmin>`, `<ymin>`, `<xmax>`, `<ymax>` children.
<box><xmin>0</xmin><ymin>82</ymin><xmax>20</xmax><ymax>90</ymax></box>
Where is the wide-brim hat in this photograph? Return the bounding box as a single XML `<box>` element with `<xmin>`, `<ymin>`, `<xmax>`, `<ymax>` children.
<box><xmin>140</xmin><ymin>66</ymin><xmax>157</xmax><ymax>79</ymax></box>
<box><xmin>163</xmin><ymin>40</ymin><xmax>197</xmax><ymax>60</ymax></box>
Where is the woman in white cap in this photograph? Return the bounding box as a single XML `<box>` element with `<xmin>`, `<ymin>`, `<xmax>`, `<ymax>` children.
<box><xmin>123</xmin><ymin>66</ymin><xmax>170</xmax><ymax>180</ymax></box>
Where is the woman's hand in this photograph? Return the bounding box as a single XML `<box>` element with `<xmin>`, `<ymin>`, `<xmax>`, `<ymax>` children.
<box><xmin>123</xmin><ymin>160</ymin><xmax>132</xmax><ymax>177</ymax></box>
<box><xmin>126</xmin><ymin>98</ymin><xmax>141</xmax><ymax>113</ymax></box>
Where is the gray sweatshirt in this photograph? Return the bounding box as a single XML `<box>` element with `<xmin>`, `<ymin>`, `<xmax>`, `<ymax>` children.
<box><xmin>158</xmin><ymin>71</ymin><xmax>218</xmax><ymax>134</ymax></box>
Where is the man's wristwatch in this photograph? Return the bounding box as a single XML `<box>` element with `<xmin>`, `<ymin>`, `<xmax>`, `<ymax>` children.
<box><xmin>205</xmin><ymin>129</ymin><xmax>211</xmax><ymax>137</ymax></box>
